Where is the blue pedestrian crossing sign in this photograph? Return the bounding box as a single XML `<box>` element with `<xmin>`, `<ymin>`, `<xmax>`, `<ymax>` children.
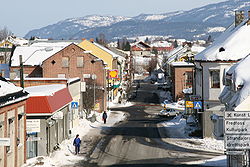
<box><xmin>71</xmin><ymin>102</ymin><xmax>79</xmax><ymax>109</ymax></box>
<box><xmin>194</xmin><ymin>101</ymin><xmax>202</xmax><ymax>109</ymax></box>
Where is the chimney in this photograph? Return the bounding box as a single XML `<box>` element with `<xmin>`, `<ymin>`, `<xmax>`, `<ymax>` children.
<box><xmin>248</xmin><ymin>11</ymin><xmax>250</xmax><ymax>25</ymax></box>
<box><xmin>235</xmin><ymin>11</ymin><xmax>245</xmax><ymax>27</ymax></box>
<box><xmin>89</xmin><ymin>38</ymin><xmax>94</xmax><ymax>43</ymax></box>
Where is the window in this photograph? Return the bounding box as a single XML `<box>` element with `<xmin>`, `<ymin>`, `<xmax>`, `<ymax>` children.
<box><xmin>210</xmin><ymin>70</ymin><xmax>220</xmax><ymax>88</ymax></box>
<box><xmin>184</xmin><ymin>71</ymin><xmax>193</xmax><ymax>88</ymax></box>
<box><xmin>62</xmin><ymin>57</ymin><xmax>69</xmax><ymax>67</ymax></box>
<box><xmin>77</xmin><ymin>57</ymin><xmax>84</xmax><ymax>67</ymax></box>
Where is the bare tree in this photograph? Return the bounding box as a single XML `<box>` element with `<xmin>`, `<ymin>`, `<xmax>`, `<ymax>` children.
<box><xmin>143</xmin><ymin>57</ymin><xmax>157</xmax><ymax>75</ymax></box>
<box><xmin>0</xmin><ymin>26</ymin><xmax>12</xmax><ymax>41</ymax></box>
<box><xmin>82</xmin><ymin>80</ymin><xmax>103</xmax><ymax>117</ymax></box>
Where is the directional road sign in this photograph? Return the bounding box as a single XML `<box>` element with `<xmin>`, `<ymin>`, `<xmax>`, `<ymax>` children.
<box><xmin>194</xmin><ymin>101</ymin><xmax>202</xmax><ymax>109</ymax></box>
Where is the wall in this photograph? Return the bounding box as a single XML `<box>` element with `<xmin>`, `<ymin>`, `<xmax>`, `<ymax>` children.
<box><xmin>0</xmin><ymin>101</ymin><xmax>26</xmax><ymax>167</ymax></box>
<box><xmin>171</xmin><ymin>66</ymin><xmax>194</xmax><ymax>101</ymax></box>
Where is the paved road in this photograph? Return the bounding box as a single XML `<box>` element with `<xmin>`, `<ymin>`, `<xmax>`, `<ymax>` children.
<box><xmin>77</xmin><ymin>83</ymin><xmax>222</xmax><ymax>167</ymax></box>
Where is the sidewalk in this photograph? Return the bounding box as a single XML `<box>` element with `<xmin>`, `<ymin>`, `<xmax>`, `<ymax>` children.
<box><xmin>22</xmin><ymin>102</ymin><xmax>129</xmax><ymax>167</ymax></box>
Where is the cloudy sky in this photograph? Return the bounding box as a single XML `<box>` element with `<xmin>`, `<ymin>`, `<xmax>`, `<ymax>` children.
<box><xmin>1</xmin><ymin>0</ymin><xmax>225</xmax><ymax>36</ymax></box>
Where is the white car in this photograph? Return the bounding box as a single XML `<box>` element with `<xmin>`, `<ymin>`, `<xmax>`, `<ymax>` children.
<box><xmin>159</xmin><ymin>108</ymin><xmax>180</xmax><ymax>117</ymax></box>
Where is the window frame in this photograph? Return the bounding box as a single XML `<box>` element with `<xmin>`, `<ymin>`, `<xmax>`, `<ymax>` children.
<box><xmin>210</xmin><ymin>70</ymin><xmax>220</xmax><ymax>88</ymax></box>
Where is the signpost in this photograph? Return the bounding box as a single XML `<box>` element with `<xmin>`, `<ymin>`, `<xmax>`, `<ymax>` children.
<box><xmin>225</xmin><ymin>111</ymin><xmax>250</xmax><ymax>150</ymax></box>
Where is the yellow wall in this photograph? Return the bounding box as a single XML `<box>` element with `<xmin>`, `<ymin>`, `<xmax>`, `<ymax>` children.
<box><xmin>78</xmin><ymin>40</ymin><xmax>114</xmax><ymax>69</ymax></box>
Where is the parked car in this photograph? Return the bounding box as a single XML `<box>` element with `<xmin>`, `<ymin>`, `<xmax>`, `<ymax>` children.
<box><xmin>161</xmin><ymin>99</ymin><xmax>172</xmax><ymax>107</ymax></box>
<box><xmin>158</xmin><ymin>108</ymin><xmax>180</xmax><ymax>117</ymax></box>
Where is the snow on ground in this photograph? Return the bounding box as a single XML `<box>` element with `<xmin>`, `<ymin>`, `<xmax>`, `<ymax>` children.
<box><xmin>22</xmin><ymin>102</ymin><xmax>128</xmax><ymax>167</ymax></box>
<box><xmin>159</xmin><ymin>115</ymin><xmax>226</xmax><ymax>166</ymax></box>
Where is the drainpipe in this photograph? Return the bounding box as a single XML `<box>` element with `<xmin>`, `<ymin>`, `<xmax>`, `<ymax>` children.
<box><xmin>200</xmin><ymin>61</ymin><xmax>205</xmax><ymax>138</ymax></box>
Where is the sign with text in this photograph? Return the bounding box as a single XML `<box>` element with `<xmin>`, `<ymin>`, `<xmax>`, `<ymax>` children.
<box><xmin>225</xmin><ymin>111</ymin><xmax>250</xmax><ymax>119</ymax></box>
<box><xmin>225</xmin><ymin>134</ymin><xmax>250</xmax><ymax>149</ymax></box>
<box><xmin>225</xmin><ymin>120</ymin><xmax>250</xmax><ymax>134</ymax></box>
<box><xmin>224</xmin><ymin>111</ymin><xmax>250</xmax><ymax>150</ymax></box>
<box><xmin>26</xmin><ymin>119</ymin><xmax>40</xmax><ymax>133</ymax></box>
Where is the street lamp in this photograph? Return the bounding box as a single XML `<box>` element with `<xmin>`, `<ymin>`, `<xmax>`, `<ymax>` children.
<box><xmin>19</xmin><ymin>47</ymin><xmax>53</xmax><ymax>88</ymax></box>
<box><xmin>91</xmin><ymin>59</ymin><xmax>102</xmax><ymax>113</ymax></box>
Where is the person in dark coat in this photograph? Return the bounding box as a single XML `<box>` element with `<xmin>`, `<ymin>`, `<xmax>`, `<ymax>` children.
<box><xmin>102</xmin><ymin>111</ymin><xmax>107</xmax><ymax>124</ymax></box>
<box><xmin>73</xmin><ymin>134</ymin><xmax>81</xmax><ymax>154</ymax></box>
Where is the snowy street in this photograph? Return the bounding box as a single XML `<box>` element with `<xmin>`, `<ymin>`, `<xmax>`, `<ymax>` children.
<box><xmin>22</xmin><ymin>82</ymin><xmax>227</xmax><ymax>167</ymax></box>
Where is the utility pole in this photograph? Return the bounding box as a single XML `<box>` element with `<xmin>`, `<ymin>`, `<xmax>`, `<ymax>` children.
<box><xmin>19</xmin><ymin>55</ymin><xmax>24</xmax><ymax>88</ymax></box>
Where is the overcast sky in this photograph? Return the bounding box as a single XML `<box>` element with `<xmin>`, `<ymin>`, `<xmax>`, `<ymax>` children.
<box><xmin>1</xmin><ymin>0</ymin><xmax>226</xmax><ymax>37</ymax></box>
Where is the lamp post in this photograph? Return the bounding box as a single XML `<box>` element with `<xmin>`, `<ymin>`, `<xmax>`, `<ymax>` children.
<box><xmin>19</xmin><ymin>47</ymin><xmax>53</xmax><ymax>88</ymax></box>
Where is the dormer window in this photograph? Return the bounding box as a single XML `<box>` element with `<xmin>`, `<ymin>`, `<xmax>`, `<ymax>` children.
<box><xmin>237</xmin><ymin>84</ymin><xmax>244</xmax><ymax>90</ymax></box>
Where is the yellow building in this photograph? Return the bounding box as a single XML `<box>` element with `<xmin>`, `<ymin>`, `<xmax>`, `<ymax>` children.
<box><xmin>78</xmin><ymin>39</ymin><xmax>118</xmax><ymax>70</ymax></box>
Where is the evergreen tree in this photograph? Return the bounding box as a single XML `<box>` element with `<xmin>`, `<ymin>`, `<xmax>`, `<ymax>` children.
<box><xmin>123</xmin><ymin>41</ymin><xmax>131</xmax><ymax>51</ymax></box>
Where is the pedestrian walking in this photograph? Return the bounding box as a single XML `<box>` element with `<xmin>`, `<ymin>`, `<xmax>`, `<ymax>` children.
<box><xmin>73</xmin><ymin>134</ymin><xmax>81</xmax><ymax>155</ymax></box>
<box><xmin>102</xmin><ymin>111</ymin><xmax>107</xmax><ymax>124</ymax></box>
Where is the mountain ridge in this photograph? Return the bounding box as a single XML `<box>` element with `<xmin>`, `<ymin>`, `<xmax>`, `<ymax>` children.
<box><xmin>25</xmin><ymin>0</ymin><xmax>250</xmax><ymax>40</ymax></box>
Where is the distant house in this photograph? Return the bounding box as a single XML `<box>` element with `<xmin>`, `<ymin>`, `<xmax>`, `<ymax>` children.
<box><xmin>150</xmin><ymin>41</ymin><xmax>174</xmax><ymax>54</ymax></box>
<box><xmin>170</xmin><ymin>62</ymin><xmax>194</xmax><ymax>101</ymax></box>
<box><xmin>0</xmin><ymin>77</ymin><xmax>29</xmax><ymax>167</ymax></box>
<box><xmin>131</xmin><ymin>41</ymin><xmax>152</xmax><ymax>57</ymax></box>
<box><xmin>24</xmin><ymin>84</ymin><xmax>72</xmax><ymax>158</ymax></box>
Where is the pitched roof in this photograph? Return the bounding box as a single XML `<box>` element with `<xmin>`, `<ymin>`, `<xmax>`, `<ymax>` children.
<box><xmin>195</xmin><ymin>21</ymin><xmax>250</xmax><ymax>61</ymax></box>
<box><xmin>25</xmin><ymin>85</ymin><xmax>72</xmax><ymax>114</ymax></box>
<box><xmin>0</xmin><ymin>77</ymin><xmax>28</xmax><ymax>107</ymax></box>
<box><xmin>11</xmin><ymin>42</ymin><xmax>72</xmax><ymax>66</ymax></box>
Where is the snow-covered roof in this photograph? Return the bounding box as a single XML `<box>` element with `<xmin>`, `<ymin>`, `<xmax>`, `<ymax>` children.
<box><xmin>0</xmin><ymin>78</ymin><xmax>29</xmax><ymax>107</ymax></box>
<box><xmin>93</xmin><ymin>42</ymin><xmax>119</xmax><ymax>58</ymax></box>
<box><xmin>5</xmin><ymin>36</ymin><xmax>28</xmax><ymax>46</ymax></box>
<box><xmin>219</xmin><ymin>54</ymin><xmax>250</xmax><ymax>109</ymax></box>
<box><xmin>171</xmin><ymin>62</ymin><xmax>194</xmax><ymax>67</ymax></box>
<box><xmin>11</xmin><ymin>42</ymin><xmax>72</xmax><ymax>66</ymax></box>
<box><xmin>151</xmin><ymin>41</ymin><xmax>172</xmax><ymax>48</ymax></box>
<box><xmin>0</xmin><ymin>79</ymin><xmax>22</xmax><ymax>97</ymax></box>
<box><xmin>195</xmin><ymin>21</ymin><xmax>250</xmax><ymax>61</ymax></box>
<box><xmin>191</xmin><ymin>45</ymin><xmax>206</xmax><ymax>53</ymax></box>
<box><xmin>24</xmin><ymin>84</ymin><xmax>66</xmax><ymax>97</ymax></box>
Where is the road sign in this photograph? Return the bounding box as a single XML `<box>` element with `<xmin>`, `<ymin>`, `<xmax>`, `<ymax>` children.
<box><xmin>0</xmin><ymin>138</ymin><xmax>10</xmax><ymax>146</ymax></box>
<box><xmin>225</xmin><ymin>134</ymin><xmax>250</xmax><ymax>149</ymax></box>
<box><xmin>71</xmin><ymin>102</ymin><xmax>79</xmax><ymax>109</ymax></box>
<box><xmin>225</xmin><ymin>111</ymin><xmax>250</xmax><ymax>119</ymax></box>
<box><xmin>185</xmin><ymin>101</ymin><xmax>193</xmax><ymax>108</ymax></box>
<box><xmin>194</xmin><ymin>101</ymin><xmax>202</xmax><ymax>109</ymax></box>
<box><xmin>225</xmin><ymin>120</ymin><xmax>250</xmax><ymax>134</ymax></box>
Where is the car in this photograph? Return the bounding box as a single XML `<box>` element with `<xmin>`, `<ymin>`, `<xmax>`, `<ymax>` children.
<box><xmin>158</xmin><ymin>108</ymin><xmax>180</xmax><ymax>117</ymax></box>
<box><xmin>161</xmin><ymin>99</ymin><xmax>172</xmax><ymax>107</ymax></box>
